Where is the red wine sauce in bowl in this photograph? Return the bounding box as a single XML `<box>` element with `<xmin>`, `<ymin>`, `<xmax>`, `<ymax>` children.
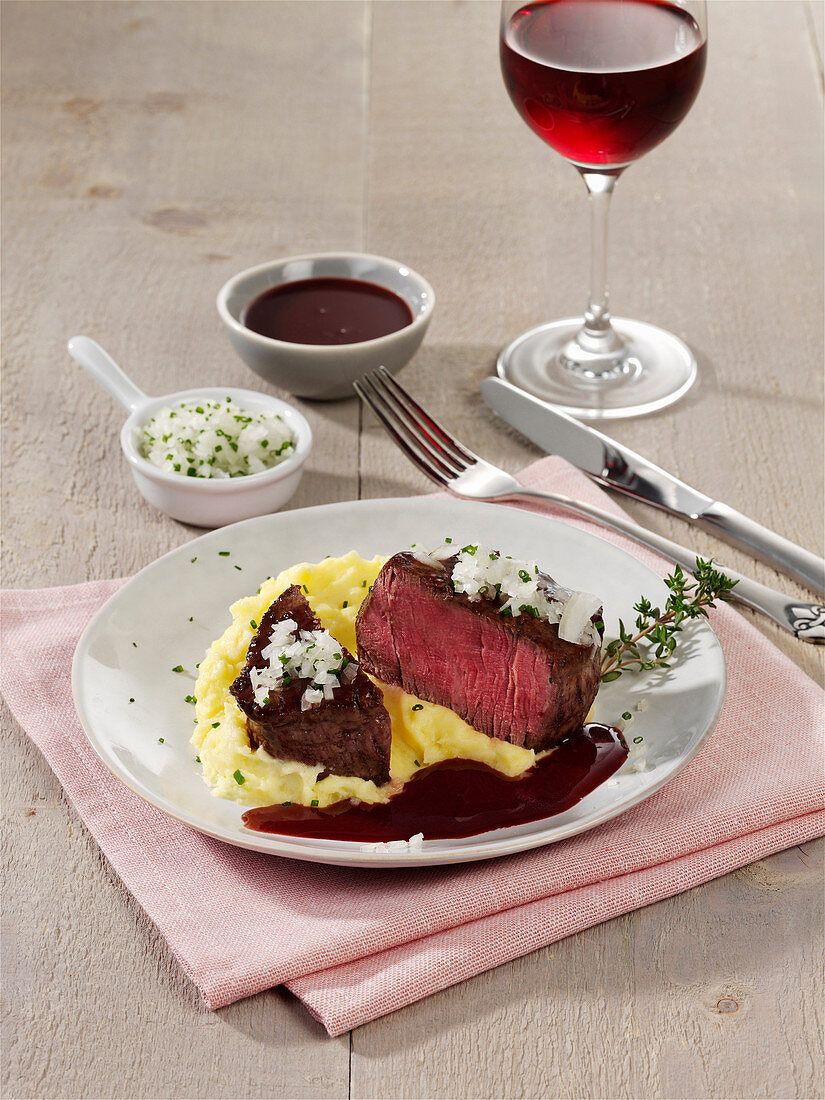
<box><xmin>242</xmin><ymin>722</ymin><xmax>628</xmax><ymax>842</ymax></box>
<box><xmin>500</xmin><ymin>0</ymin><xmax>707</xmax><ymax>168</ymax></box>
<box><xmin>242</xmin><ymin>277</ymin><xmax>414</xmax><ymax>346</ymax></box>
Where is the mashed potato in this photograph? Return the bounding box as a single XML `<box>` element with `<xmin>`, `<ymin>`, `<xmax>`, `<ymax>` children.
<box><xmin>192</xmin><ymin>551</ymin><xmax>538</xmax><ymax>808</ymax></box>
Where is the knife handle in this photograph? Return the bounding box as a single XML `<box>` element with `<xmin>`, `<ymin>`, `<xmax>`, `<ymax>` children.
<box><xmin>513</xmin><ymin>487</ymin><xmax>825</xmax><ymax>643</ymax></box>
<box><xmin>697</xmin><ymin>502</ymin><xmax>825</xmax><ymax>597</ymax></box>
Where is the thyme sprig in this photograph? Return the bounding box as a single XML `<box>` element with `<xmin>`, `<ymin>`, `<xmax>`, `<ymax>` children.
<box><xmin>600</xmin><ymin>558</ymin><xmax>737</xmax><ymax>682</ymax></box>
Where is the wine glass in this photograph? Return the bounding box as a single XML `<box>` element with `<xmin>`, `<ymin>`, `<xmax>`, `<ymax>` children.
<box><xmin>499</xmin><ymin>0</ymin><xmax>707</xmax><ymax>419</ymax></box>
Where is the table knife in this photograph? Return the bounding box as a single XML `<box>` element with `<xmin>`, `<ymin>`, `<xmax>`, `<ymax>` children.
<box><xmin>481</xmin><ymin>376</ymin><xmax>825</xmax><ymax>596</ymax></box>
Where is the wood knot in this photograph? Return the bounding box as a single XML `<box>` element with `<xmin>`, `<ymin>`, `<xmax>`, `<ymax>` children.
<box><xmin>62</xmin><ymin>97</ymin><xmax>101</xmax><ymax>117</ymax></box>
<box><xmin>87</xmin><ymin>184</ymin><xmax>122</xmax><ymax>200</ymax></box>
<box><xmin>715</xmin><ymin>998</ymin><xmax>739</xmax><ymax>1014</ymax></box>
<box><xmin>143</xmin><ymin>207</ymin><xmax>208</xmax><ymax>234</ymax></box>
<box><xmin>143</xmin><ymin>92</ymin><xmax>186</xmax><ymax>114</ymax></box>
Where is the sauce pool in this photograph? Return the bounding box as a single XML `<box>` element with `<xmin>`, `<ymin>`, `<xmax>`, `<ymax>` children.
<box><xmin>242</xmin><ymin>723</ymin><xmax>628</xmax><ymax>842</ymax></box>
<box><xmin>241</xmin><ymin>277</ymin><xmax>414</xmax><ymax>346</ymax></box>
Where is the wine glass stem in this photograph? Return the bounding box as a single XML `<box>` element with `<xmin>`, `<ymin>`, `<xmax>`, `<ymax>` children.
<box><xmin>557</xmin><ymin>169</ymin><xmax>628</xmax><ymax>377</ymax></box>
<box><xmin>580</xmin><ymin>169</ymin><xmax>619</xmax><ymax>337</ymax></box>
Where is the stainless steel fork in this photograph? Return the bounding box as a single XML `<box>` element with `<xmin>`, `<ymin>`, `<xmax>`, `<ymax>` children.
<box><xmin>354</xmin><ymin>368</ymin><xmax>825</xmax><ymax>642</ymax></box>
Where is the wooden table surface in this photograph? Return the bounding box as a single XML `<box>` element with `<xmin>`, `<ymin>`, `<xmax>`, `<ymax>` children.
<box><xmin>2</xmin><ymin>2</ymin><xmax>823</xmax><ymax>1097</ymax></box>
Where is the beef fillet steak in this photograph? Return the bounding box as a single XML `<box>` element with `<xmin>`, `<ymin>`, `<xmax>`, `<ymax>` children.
<box><xmin>230</xmin><ymin>586</ymin><xmax>392</xmax><ymax>785</ymax></box>
<box><xmin>355</xmin><ymin>552</ymin><xmax>602</xmax><ymax>750</ymax></box>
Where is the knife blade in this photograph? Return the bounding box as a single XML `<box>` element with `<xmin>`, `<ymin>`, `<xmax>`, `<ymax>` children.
<box><xmin>480</xmin><ymin>376</ymin><xmax>825</xmax><ymax>596</ymax></box>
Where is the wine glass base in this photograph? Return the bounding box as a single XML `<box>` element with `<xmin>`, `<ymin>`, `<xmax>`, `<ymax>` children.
<box><xmin>497</xmin><ymin>317</ymin><xmax>697</xmax><ymax>420</ymax></box>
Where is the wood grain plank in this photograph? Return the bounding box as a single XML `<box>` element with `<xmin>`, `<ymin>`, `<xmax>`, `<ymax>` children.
<box><xmin>805</xmin><ymin>0</ymin><xmax>824</xmax><ymax>89</ymax></box>
<box><xmin>350</xmin><ymin>840</ymin><xmax>824</xmax><ymax>1100</ymax></box>
<box><xmin>1</xmin><ymin>0</ymin><xmax>368</xmax><ymax>587</ymax></box>
<box><xmin>1</xmin><ymin>702</ymin><xmax>349</xmax><ymax>1100</ymax></box>
<box><xmin>1</xmin><ymin>2</ymin><xmax>368</xmax><ymax>1096</ymax></box>
<box><xmin>352</xmin><ymin>1</ymin><xmax>824</xmax><ymax>1095</ymax></box>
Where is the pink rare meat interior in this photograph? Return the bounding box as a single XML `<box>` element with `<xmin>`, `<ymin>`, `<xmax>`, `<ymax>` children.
<box><xmin>355</xmin><ymin>552</ymin><xmax>602</xmax><ymax>750</ymax></box>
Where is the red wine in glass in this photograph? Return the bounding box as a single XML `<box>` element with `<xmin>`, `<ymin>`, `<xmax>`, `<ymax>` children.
<box><xmin>498</xmin><ymin>0</ymin><xmax>708</xmax><ymax>418</ymax></box>
<box><xmin>501</xmin><ymin>0</ymin><xmax>706</xmax><ymax>168</ymax></box>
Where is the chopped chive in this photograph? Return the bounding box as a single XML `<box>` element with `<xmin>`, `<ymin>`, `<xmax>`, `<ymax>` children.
<box><xmin>250</xmin><ymin>620</ymin><xmax>258</xmax><ymax>629</ymax></box>
<box><xmin>132</xmin><ymin>641</ymin><xmax>137</xmax><ymax>648</ymax></box>
<box><xmin>233</xmin><ymin>769</ymin><xmax>245</xmax><ymax>785</ymax></box>
<box><xmin>185</xmin><ymin>694</ymin><xmax>196</xmax><ymax>704</ymax></box>
<box><xmin>302</xmin><ymin>584</ymin><xmax>309</xmax><ymax>593</ymax></box>
<box><xmin>310</xmin><ymin>799</ymin><xmax>319</xmax><ymax>808</ymax></box>
<box><xmin>158</xmin><ymin>737</ymin><xmax>164</xmax><ymax>743</ymax></box>
<box><xmin>172</xmin><ymin>665</ymin><xmax>184</xmax><ymax>673</ymax></box>
<box><xmin>129</xmin><ymin>697</ymin><xmax>135</xmax><ymax>703</ymax></box>
<box><xmin>211</xmin><ymin>722</ymin><xmax>220</xmax><ymax>729</ymax></box>
<box><xmin>414</xmin><ymin>759</ymin><xmax>421</xmax><ymax>767</ymax></box>
<box><xmin>342</xmin><ymin>600</ymin><xmax>348</xmax><ymax>608</ymax></box>
<box><xmin>622</xmin><ymin>711</ymin><xmax>632</xmax><ymax>722</ymax></box>
<box><xmin>281</xmin><ymin>801</ymin><xmax>291</xmax><ymax>806</ymax></box>
<box><xmin>444</xmin><ymin>537</ymin><xmax>452</xmax><ymax>543</ymax></box>
<box><xmin>361</xmin><ymin>580</ymin><xmax>367</xmax><ymax>587</ymax></box>
<box><xmin>219</xmin><ymin>551</ymin><xmax>230</xmax><ymax>557</ymax></box>
<box><xmin>633</xmin><ymin>736</ymin><xmax>644</xmax><ymax>744</ymax></box>
<box><xmin>235</xmin><ymin>564</ymin><xmax>242</xmax><ymax>571</ymax></box>
<box><xmin>412</xmin><ymin>703</ymin><xmax>424</xmax><ymax>712</ymax></box>
<box><xmin>189</xmin><ymin>616</ymin><xmax>193</xmax><ymax>622</ymax></box>
<box><xmin>195</xmin><ymin>756</ymin><xmax>201</xmax><ymax>763</ymax></box>
<box><xmin>190</xmin><ymin>556</ymin><xmax>197</xmax><ymax>563</ymax></box>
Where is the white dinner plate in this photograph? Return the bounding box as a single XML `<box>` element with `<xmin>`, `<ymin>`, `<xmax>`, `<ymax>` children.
<box><xmin>72</xmin><ymin>497</ymin><xmax>726</xmax><ymax>867</ymax></box>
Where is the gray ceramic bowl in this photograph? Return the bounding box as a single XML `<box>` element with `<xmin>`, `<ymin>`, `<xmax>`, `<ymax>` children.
<box><xmin>216</xmin><ymin>252</ymin><xmax>435</xmax><ymax>400</ymax></box>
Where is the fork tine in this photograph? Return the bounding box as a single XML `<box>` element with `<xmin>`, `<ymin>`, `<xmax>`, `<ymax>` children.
<box><xmin>376</xmin><ymin>366</ymin><xmax>477</xmax><ymax>466</ymax></box>
<box><xmin>353</xmin><ymin>378</ymin><xmax>450</xmax><ymax>489</ymax></box>
<box><xmin>359</xmin><ymin>372</ymin><xmax>465</xmax><ymax>478</ymax></box>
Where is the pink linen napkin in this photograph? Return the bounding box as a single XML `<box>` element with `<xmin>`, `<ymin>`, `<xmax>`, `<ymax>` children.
<box><xmin>2</xmin><ymin>457</ymin><xmax>823</xmax><ymax>1036</ymax></box>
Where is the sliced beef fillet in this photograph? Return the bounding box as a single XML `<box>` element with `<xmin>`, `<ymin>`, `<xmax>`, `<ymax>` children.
<box><xmin>355</xmin><ymin>553</ymin><xmax>602</xmax><ymax>750</ymax></box>
<box><xmin>230</xmin><ymin>585</ymin><xmax>392</xmax><ymax>785</ymax></box>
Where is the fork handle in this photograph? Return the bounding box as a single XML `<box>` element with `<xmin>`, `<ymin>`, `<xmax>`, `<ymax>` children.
<box><xmin>509</xmin><ymin>487</ymin><xmax>825</xmax><ymax>643</ymax></box>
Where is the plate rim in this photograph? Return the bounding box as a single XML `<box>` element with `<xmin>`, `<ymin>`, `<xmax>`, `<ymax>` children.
<box><xmin>71</xmin><ymin>496</ymin><xmax>727</xmax><ymax>867</ymax></box>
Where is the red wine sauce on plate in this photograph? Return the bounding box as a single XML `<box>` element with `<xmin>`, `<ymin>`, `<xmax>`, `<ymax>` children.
<box><xmin>242</xmin><ymin>722</ymin><xmax>628</xmax><ymax>841</ymax></box>
<box><xmin>241</xmin><ymin>277</ymin><xmax>414</xmax><ymax>345</ymax></box>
